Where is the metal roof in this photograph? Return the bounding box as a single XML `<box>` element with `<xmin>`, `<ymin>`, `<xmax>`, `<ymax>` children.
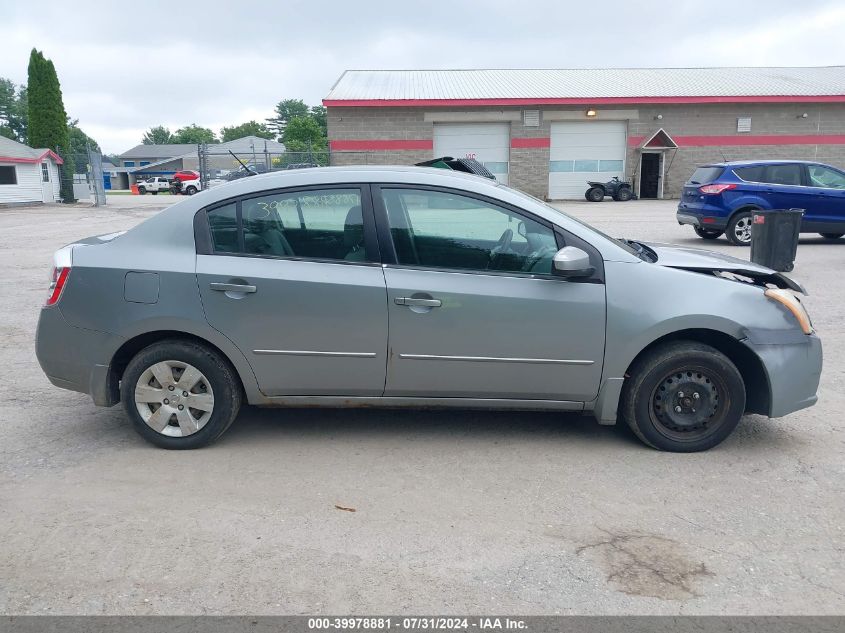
<box><xmin>324</xmin><ymin>67</ymin><xmax>845</xmax><ymax>104</ymax></box>
<box><xmin>120</xmin><ymin>136</ymin><xmax>286</xmax><ymax>158</ymax></box>
<box><xmin>120</xmin><ymin>143</ymin><xmax>194</xmax><ymax>159</ymax></box>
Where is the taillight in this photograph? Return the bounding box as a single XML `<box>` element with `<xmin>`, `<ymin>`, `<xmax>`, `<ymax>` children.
<box><xmin>46</xmin><ymin>267</ymin><xmax>70</xmax><ymax>306</ymax></box>
<box><xmin>699</xmin><ymin>183</ymin><xmax>737</xmax><ymax>194</ymax></box>
<box><xmin>45</xmin><ymin>245</ymin><xmax>74</xmax><ymax>307</ymax></box>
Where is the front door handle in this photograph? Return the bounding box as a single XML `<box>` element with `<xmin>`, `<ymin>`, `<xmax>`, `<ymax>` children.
<box><xmin>395</xmin><ymin>297</ymin><xmax>441</xmax><ymax>307</ymax></box>
<box><xmin>210</xmin><ymin>282</ymin><xmax>257</xmax><ymax>293</ymax></box>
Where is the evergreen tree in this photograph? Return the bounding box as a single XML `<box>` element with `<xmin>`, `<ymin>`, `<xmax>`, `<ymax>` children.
<box><xmin>27</xmin><ymin>49</ymin><xmax>74</xmax><ymax>201</ymax></box>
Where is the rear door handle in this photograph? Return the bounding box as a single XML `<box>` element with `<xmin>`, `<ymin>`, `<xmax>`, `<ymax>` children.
<box><xmin>210</xmin><ymin>282</ymin><xmax>257</xmax><ymax>293</ymax></box>
<box><xmin>395</xmin><ymin>297</ymin><xmax>441</xmax><ymax>307</ymax></box>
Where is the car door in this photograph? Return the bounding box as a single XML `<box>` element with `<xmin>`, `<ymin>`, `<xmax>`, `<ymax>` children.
<box><xmin>803</xmin><ymin>163</ymin><xmax>845</xmax><ymax>232</ymax></box>
<box><xmin>372</xmin><ymin>185</ymin><xmax>606</xmax><ymax>402</ymax></box>
<box><xmin>762</xmin><ymin>163</ymin><xmax>817</xmax><ymax>221</ymax></box>
<box><xmin>195</xmin><ymin>185</ymin><xmax>388</xmax><ymax>397</ymax></box>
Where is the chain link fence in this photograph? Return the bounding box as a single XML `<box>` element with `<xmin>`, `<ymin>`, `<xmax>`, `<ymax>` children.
<box><xmin>197</xmin><ymin>143</ymin><xmax>330</xmax><ymax>189</ymax></box>
<box><xmin>56</xmin><ymin>144</ymin><xmax>107</xmax><ymax>206</ymax></box>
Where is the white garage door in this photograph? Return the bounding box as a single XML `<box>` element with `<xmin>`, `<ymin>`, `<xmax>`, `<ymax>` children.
<box><xmin>433</xmin><ymin>123</ymin><xmax>510</xmax><ymax>185</ymax></box>
<box><xmin>548</xmin><ymin>121</ymin><xmax>626</xmax><ymax>199</ymax></box>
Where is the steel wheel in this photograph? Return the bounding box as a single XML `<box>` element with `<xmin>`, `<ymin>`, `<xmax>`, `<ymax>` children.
<box><xmin>134</xmin><ymin>360</ymin><xmax>215</xmax><ymax>437</ymax></box>
<box><xmin>620</xmin><ymin>341</ymin><xmax>745</xmax><ymax>452</ymax></box>
<box><xmin>649</xmin><ymin>367</ymin><xmax>726</xmax><ymax>443</ymax></box>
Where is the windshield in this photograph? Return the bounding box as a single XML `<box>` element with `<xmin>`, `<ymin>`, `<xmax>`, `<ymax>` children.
<box><xmin>497</xmin><ymin>184</ymin><xmax>646</xmax><ymax>259</ymax></box>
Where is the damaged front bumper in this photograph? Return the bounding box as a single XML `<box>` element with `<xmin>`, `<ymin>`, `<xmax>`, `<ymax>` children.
<box><xmin>743</xmin><ymin>329</ymin><xmax>822</xmax><ymax>418</ymax></box>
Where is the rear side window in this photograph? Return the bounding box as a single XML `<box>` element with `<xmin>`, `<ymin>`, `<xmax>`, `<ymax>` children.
<box><xmin>688</xmin><ymin>167</ymin><xmax>723</xmax><ymax>185</ymax></box>
<box><xmin>764</xmin><ymin>164</ymin><xmax>802</xmax><ymax>186</ymax></box>
<box><xmin>205</xmin><ymin>189</ymin><xmax>367</xmax><ymax>262</ymax></box>
<box><xmin>207</xmin><ymin>203</ymin><xmax>239</xmax><ymax>254</ymax></box>
<box><xmin>733</xmin><ymin>166</ymin><xmax>766</xmax><ymax>182</ymax></box>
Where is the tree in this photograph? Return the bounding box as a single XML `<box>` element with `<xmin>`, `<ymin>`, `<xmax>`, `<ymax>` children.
<box><xmin>142</xmin><ymin>125</ymin><xmax>173</xmax><ymax>145</ymax></box>
<box><xmin>172</xmin><ymin>124</ymin><xmax>217</xmax><ymax>144</ymax></box>
<box><xmin>27</xmin><ymin>49</ymin><xmax>74</xmax><ymax>201</ymax></box>
<box><xmin>68</xmin><ymin>119</ymin><xmax>100</xmax><ymax>159</ymax></box>
<box><xmin>0</xmin><ymin>79</ymin><xmax>28</xmax><ymax>142</ymax></box>
<box><xmin>282</xmin><ymin>116</ymin><xmax>327</xmax><ymax>148</ymax></box>
<box><xmin>309</xmin><ymin>105</ymin><xmax>327</xmax><ymax>137</ymax></box>
<box><xmin>220</xmin><ymin>120</ymin><xmax>274</xmax><ymax>142</ymax></box>
<box><xmin>266</xmin><ymin>98</ymin><xmax>309</xmax><ymax>138</ymax></box>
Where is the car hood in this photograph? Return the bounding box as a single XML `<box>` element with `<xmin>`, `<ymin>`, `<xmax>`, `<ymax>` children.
<box><xmin>642</xmin><ymin>241</ymin><xmax>807</xmax><ymax>294</ymax></box>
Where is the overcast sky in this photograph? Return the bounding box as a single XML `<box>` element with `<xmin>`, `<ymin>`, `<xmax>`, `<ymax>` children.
<box><xmin>2</xmin><ymin>0</ymin><xmax>844</xmax><ymax>153</ymax></box>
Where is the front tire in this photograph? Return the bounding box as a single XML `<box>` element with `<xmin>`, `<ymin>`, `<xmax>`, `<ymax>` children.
<box><xmin>586</xmin><ymin>187</ymin><xmax>605</xmax><ymax>202</ymax></box>
<box><xmin>726</xmin><ymin>211</ymin><xmax>753</xmax><ymax>246</ymax></box>
<box><xmin>620</xmin><ymin>341</ymin><xmax>746</xmax><ymax>452</ymax></box>
<box><xmin>137</xmin><ymin>186</ymin><xmax>146</xmax><ymax>195</ymax></box>
<box><xmin>121</xmin><ymin>340</ymin><xmax>242</xmax><ymax>449</ymax></box>
<box><xmin>820</xmin><ymin>232</ymin><xmax>844</xmax><ymax>239</ymax></box>
<box><xmin>185</xmin><ymin>185</ymin><xmax>198</xmax><ymax>195</ymax></box>
<box><xmin>614</xmin><ymin>187</ymin><xmax>633</xmax><ymax>202</ymax></box>
<box><xmin>694</xmin><ymin>226</ymin><xmax>724</xmax><ymax>240</ymax></box>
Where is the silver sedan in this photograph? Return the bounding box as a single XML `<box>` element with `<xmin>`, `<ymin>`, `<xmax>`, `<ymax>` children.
<box><xmin>36</xmin><ymin>166</ymin><xmax>822</xmax><ymax>451</ymax></box>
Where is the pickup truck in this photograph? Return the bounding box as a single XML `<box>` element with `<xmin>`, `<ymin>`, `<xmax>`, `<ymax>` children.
<box><xmin>136</xmin><ymin>177</ymin><xmax>170</xmax><ymax>195</ymax></box>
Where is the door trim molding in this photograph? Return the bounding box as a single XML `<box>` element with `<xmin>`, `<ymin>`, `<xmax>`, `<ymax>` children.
<box><xmin>253</xmin><ymin>349</ymin><xmax>377</xmax><ymax>358</ymax></box>
<box><xmin>398</xmin><ymin>353</ymin><xmax>594</xmax><ymax>365</ymax></box>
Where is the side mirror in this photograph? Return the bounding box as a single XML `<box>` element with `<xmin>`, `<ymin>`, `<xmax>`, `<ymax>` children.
<box><xmin>553</xmin><ymin>246</ymin><xmax>594</xmax><ymax>278</ymax></box>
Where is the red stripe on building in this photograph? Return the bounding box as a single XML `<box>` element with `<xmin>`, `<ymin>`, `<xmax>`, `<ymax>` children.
<box><xmin>324</xmin><ymin>95</ymin><xmax>845</xmax><ymax>108</ymax></box>
<box><xmin>511</xmin><ymin>137</ymin><xmax>550</xmax><ymax>148</ymax></box>
<box><xmin>330</xmin><ymin>139</ymin><xmax>433</xmax><ymax>151</ymax></box>
<box><xmin>628</xmin><ymin>134</ymin><xmax>845</xmax><ymax>147</ymax></box>
<box><xmin>0</xmin><ymin>150</ymin><xmax>64</xmax><ymax>164</ymax></box>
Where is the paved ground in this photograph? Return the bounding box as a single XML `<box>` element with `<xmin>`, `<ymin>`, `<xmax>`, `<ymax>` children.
<box><xmin>0</xmin><ymin>195</ymin><xmax>842</xmax><ymax>615</ymax></box>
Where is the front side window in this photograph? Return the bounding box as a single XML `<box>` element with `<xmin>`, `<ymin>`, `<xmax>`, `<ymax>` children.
<box><xmin>0</xmin><ymin>165</ymin><xmax>17</xmax><ymax>185</ymax></box>
<box><xmin>764</xmin><ymin>164</ymin><xmax>802</xmax><ymax>186</ymax></box>
<box><xmin>807</xmin><ymin>165</ymin><xmax>845</xmax><ymax>189</ymax></box>
<box><xmin>41</xmin><ymin>163</ymin><xmax>50</xmax><ymax>182</ymax></box>
<box><xmin>206</xmin><ymin>188</ymin><xmax>366</xmax><ymax>262</ymax></box>
<box><xmin>382</xmin><ymin>188</ymin><xmax>558</xmax><ymax>275</ymax></box>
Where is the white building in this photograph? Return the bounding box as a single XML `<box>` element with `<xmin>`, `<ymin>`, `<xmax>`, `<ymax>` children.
<box><xmin>0</xmin><ymin>136</ymin><xmax>63</xmax><ymax>205</ymax></box>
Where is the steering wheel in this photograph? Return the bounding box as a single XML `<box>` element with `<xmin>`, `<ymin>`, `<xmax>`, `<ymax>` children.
<box><xmin>488</xmin><ymin>228</ymin><xmax>513</xmax><ymax>269</ymax></box>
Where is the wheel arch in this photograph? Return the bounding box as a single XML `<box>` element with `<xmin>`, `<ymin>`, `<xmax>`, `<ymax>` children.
<box><xmin>108</xmin><ymin>330</ymin><xmax>259</xmax><ymax>406</ymax></box>
<box><xmin>623</xmin><ymin>328</ymin><xmax>770</xmax><ymax>416</ymax></box>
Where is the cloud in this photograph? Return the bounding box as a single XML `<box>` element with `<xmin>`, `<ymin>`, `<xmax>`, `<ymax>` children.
<box><xmin>0</xmin><ymin>0</ymin><xmax>842</xmax><ymax>153</ymax></box>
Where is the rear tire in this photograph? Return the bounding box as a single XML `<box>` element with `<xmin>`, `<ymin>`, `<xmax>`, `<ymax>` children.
<box><xmin>620</xmin><ymin>341</ymin><xmax>746</xmax><ymax>452</ymax></box>
<box><xmin>186</xmin><ymin>185</ymin><xmax>198</xmax><ymax>195</ymax></box>
<box><xmin>726</xmin><ymin>211</ymin><xmax>754</xmax><ymax>246</ymax></box>
<box><xmin>586</xmin><ymin>187</ymin><xmax>605</xmax><ymax>202</ymax></box>
<box><xmin>820</xmin><ymin>232</ymin><xmax>844</xmax><ymax>239</ymax></box>
<box><xmin>693</xmin><ymin>226</ymin><xmax>724</xmax><ymax>240</ymax></box>
<box><xmin>121</xmin><ymin>340</ymin><xmax>242</xmax><ymax>449</ymax></box>
<box><xmin>614</xmin><ymin>187</ymin><xmax>633</xmax><ymax>202</ymax></box>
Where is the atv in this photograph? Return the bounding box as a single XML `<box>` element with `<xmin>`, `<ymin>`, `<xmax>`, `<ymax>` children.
<box><xmin>585</xmin><ymin>177</ymin><xmax>634</xmax><ymax>202</ymax></box>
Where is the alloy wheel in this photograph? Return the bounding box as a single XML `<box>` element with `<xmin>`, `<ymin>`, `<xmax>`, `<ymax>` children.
<box><xmin>732</xmin><ymin>216</ymin><xmax>752</xmax><ymax>243</ymax></box>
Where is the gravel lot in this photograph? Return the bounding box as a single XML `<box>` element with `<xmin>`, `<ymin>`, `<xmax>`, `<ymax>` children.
<box><xmin>0</xmin><ymin>194</ymin><xmax>842</xmax><ymax>615</ymax></box>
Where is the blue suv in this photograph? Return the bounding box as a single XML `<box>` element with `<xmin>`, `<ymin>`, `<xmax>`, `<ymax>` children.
<box><xmin>677</xmin><ymin>160</ymin><xmax>845</xmax><ymax>245</ymax></box>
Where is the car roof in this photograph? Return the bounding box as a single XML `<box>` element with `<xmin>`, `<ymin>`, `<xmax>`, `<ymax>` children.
<box><xmin>700</xmin><ymin>160</ymin><xmax>833</xmax><ymax>168</ymax></box>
